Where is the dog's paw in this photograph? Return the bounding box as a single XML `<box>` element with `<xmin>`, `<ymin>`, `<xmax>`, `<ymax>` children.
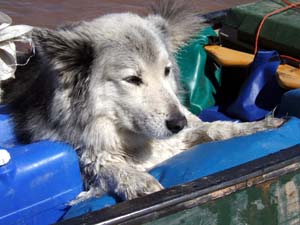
<box><xmin>69</xmin><ymin>192</ymin><xmax>90</xmax><ymax>206</ymax></box>
<box><xmin>116</xmin><ymin>172</ymin><xmax>164</xmax><ymax>200</ymax></box>
<box><xmin>260</xmin><ymin>116</ymin><xmax>286</xmax><ymax>129</ymax></box>
<box><xmin>69</xmin><ymin>188</ymin><xmax>103</xmax><ymax>205</ymax></box>
<box><xmin>244</xmin><ymin>116</ymin><xmax>286</xmax><ymax>136</ymax></box>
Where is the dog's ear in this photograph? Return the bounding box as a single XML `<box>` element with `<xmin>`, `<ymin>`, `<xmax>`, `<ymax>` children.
<box><xmin>32</xmin><ymin>27</ymin><xmax>94</xmax><ymax>80</ymax></box>
<box><xmin>148</xmin><ymin>0</ymin><xmax>206</xmax><ymax>52</ymax></box>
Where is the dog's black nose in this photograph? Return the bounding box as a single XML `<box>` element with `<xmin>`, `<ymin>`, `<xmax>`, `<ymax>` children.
<box><xmin>166</xmin><ymin>115</ymin><xmax>187</xmax><ymax>134</ymax></box>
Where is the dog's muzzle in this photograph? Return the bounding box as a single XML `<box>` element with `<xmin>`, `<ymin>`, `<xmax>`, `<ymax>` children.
<box><xmin>165</xmin><ymin>114</ymin><xmax>187</xmax><ymax>134</ymax></box>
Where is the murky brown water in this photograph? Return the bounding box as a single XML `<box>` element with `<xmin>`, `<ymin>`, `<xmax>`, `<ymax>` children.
<box><xmin>0</xmin><ymin>0</ymin><xmax>256</xmax><ymax>28</ymax></box>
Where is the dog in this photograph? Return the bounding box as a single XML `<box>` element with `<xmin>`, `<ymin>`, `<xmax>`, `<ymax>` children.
<box><xmin>1</xmin><ymin>0</ymin><xmax>284</xmax><ymax>203</ymax></box>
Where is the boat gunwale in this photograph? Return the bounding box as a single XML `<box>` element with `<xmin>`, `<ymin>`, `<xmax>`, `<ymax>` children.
<box><xmin>57</xmin><ymin>144</ymin><xmax>300</xmax><ymax>225</ymax></box>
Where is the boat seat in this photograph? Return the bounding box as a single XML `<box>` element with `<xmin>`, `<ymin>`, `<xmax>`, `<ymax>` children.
<box><xmin>204</xmin><ymin>45</ymin><xmax>254</xmax><ymax>67</ymax></box>
<box><xmin>204</xmin><ymin>45</ymin><xmax>300</xmax><ymax>89</ymax></box>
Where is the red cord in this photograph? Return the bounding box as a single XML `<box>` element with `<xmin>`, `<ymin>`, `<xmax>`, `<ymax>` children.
<box><xmin>254</xmin><ymin>0</ymin><xmax>300</xmax><ymax>65</ymax></box>
<box><xmin>281</xmin><ymin>0</ymin><xmax>300</xmax><ymax>8</ymax></box>
<box><xmin>280</xmin><ymin>55</ymin><xmax>300</xmax><ymax>63</ymax></box>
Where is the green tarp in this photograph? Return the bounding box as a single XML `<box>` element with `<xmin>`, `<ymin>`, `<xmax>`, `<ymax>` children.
<box><xmin>223</xmin><ymin>0</ymin><xmax>300</xmax><ymax>57</ymax></box>
<box><xmin>177</xmin><ymin>27</ymin><xmax>221</xmax><ymax>115</ymax></box>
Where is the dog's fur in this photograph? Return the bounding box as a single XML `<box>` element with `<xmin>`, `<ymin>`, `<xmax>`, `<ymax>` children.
<box><xmin>1</xmin><ymin>1</ymin><xmax>284</xmax><ymax>202</ymax></box>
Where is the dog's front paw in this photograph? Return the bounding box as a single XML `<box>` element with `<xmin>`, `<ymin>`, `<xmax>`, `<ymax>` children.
<box><xmin>69</xmin><ymin>187</ymin><xmax>103</xmax><ymax>205</ymax></box>
<box><xmin>116</xmin><ymin>172</ymin><xmax>163</xmax><ymax>200</ymax></box>
<box><xmin>260</xmin><ymin>116</ymin><xmax>286</xmax><ymax>129</ymax></box>
<box><xmin>245</xmin><ymin>116</ymin><xmax>286</xmax><ymax>135</ymax></box>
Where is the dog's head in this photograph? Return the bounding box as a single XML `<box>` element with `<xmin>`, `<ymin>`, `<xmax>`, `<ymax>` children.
<box><xmin>32</xmin><ymin>0</ymin><xmax>204</xmax><ymax>139</ymax></box>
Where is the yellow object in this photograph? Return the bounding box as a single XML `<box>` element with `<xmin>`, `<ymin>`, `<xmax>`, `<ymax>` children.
<box><xmin>204</xmin><ymin>45</ymin><xmax>300</xmax><ymax>89</ymax></box>
<box><xmin>277</xmin><ymin>64</ymin><xmax>300</xmax><ymax>89</ymax></box>
<box><xmin>204</xmin><ymin>45</ymin><xmax>254</xmax><ymax>67</ymax></box>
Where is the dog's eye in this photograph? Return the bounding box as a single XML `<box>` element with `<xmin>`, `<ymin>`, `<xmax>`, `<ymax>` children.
<box><xmin>124</xmin><ymin>76</ymin><xmax>143</xmax><ymax>86</ymax></box>
<box><xmin>164</xmin><ymin>66</ymin><xmax>171</xmax><ymax>77</ymax></box>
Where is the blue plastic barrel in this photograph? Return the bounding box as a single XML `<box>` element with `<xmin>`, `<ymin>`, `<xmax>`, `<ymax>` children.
<box><xmin>0</xmin><ymin>107</ymin><xmax>83</xmax><ymax>225</ymax></box>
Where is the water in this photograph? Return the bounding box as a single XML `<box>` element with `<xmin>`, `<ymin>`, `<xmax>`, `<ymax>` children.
<box><xmin>0</xmin><ymin>0</ymin><xmax>256</xmax><ymax>28</ymax></box>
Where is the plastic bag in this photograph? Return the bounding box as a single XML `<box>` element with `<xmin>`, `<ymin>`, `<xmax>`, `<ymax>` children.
<box><xmin>0</xmin><ymin>12</ymin><xmax>33</xmax><ymax>102</ymax></box>
<box><xmin>0</xmin><ymin>12</ymin><xmax>33</xmax><ymax>81</ymax></box>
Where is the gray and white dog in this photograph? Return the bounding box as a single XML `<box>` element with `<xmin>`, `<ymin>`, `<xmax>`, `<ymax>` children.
<box><xmin>1</xmin><ymin>1</ymin><xmax>284</xmax><ymax>203</ymax></box>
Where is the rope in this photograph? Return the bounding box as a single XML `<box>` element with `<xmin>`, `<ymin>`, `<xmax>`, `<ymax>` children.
<box><xmin>281</xmin><ymin>0</ymin><xmax>300</xmax><ymax>8</ymax></box>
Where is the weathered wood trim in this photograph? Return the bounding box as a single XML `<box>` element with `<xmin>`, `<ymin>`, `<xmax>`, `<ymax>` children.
<box><xmin>57</xmin><ymin>145</ymin><xmax>300</xmax><ymax>225</ymax></box>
